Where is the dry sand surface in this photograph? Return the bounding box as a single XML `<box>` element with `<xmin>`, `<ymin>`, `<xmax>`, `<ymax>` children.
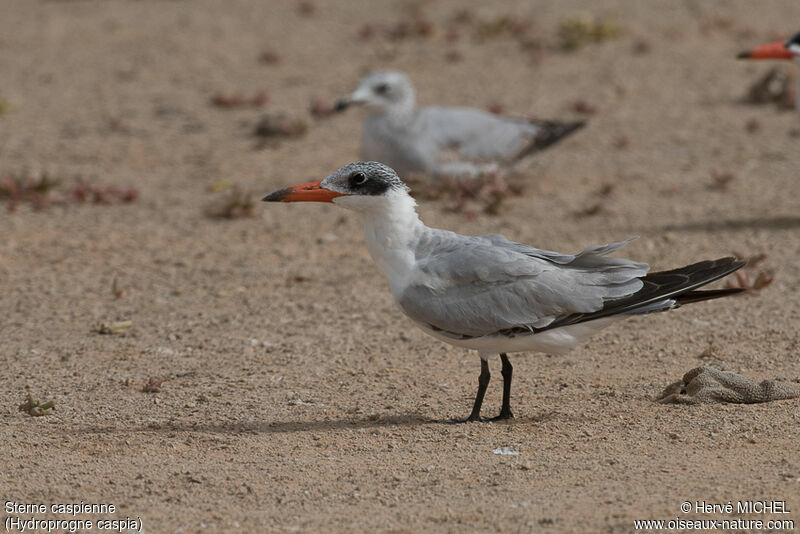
<box><xmin>2</xmin><ymin>1</ymin><xmax>800</xmax><ymax>532</ymax></box>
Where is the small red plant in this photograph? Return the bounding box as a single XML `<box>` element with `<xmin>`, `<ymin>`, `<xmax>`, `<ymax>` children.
<box><xmin>142</xmin><ymin>378</ymin><xmax>165</xmax><ymax>393</ymax></box>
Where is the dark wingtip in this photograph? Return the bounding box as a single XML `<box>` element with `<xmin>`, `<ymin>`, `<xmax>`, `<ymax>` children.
<box><xmin>719</xmin><ymin>256</ymin><xmax>748</xmax><ymax>271</ymax></box>
<box><xmin>334</xmin><ymin>99</ymin><xmax>350</xmax><ymax>112</ymax></box>
<box><xmin>676</xmin><ymin>286</ymin><xmax>747</xmax><ymax>305</ymax></box>
<box><xmin>515</xmin><ymin>119</ymin><xmax>587</xmax><ymax>161</ymax></box>
<box><xmin>262</xmin><ymin>188</ymin><xmax>289</xmax><ymax>202</ymax></box>
<box><xmin>737</xmin><ymin>50</ymin><xmax>752</xmax><ymax>59</ymax></box>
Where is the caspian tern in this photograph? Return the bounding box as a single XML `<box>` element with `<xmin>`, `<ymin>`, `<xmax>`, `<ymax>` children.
<box><xmin>334</xmin><ymin>71</ymin><xmax>585</xmax><ymax>179</ymax></box>
<box><xmin>738</xmin><ymin>31</ymin><xmax>800</xmax><ymax>116</ymax></box>
<box><xmin>264</xmin><ymin>162</ymin><xmax>745</xmax><ymax>422</ymax></box>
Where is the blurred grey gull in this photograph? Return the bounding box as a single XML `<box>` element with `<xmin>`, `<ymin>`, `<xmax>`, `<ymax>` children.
<box><xmin>335</xmin><ymin>71</ymin><xmax>586</xmax><ymax>179</ymax></box>
<box><xmin>263</xmin><ymin>162</ymin><xmax>744</xmax><ymax>422</ymax></box>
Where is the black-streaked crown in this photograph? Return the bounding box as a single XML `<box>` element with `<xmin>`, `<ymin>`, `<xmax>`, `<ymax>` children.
<box><xmin>324</xmin><ymin>162</ymin><xmax>409</xmax><ymax>196</ymax></box>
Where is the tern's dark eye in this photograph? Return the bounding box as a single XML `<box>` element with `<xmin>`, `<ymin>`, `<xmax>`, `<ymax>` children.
<box><xmin>374</xmin><ymin>83</ymin><xmax>390</xmax><ymax>95</ymax></box>
<box><xmin>350</xmin><ymin>172</ymin><xmax>368</xmax><ymax>187</ymax></box>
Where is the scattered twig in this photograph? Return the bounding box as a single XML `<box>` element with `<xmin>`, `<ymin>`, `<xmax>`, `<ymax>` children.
<box><xmin>745</xmin><ymin>118</ymin><xmax>761</xmax><ymax>134</ymax></box>
<box><xmin>309</xmin><ymin>97</ymin><xmax>336</xmax><ymax>119</ymax></box>
<box><xmin>459</xmin><ymin>12</ymin><xmax>543</xmax><ymax>56</ymax></box>
<box><xmin>297</xmin><ymin>1</ymin><xmax>316</xmax><ymax>17</ymax></box>
<box><xmin>733</xmin><ymin>251</ymin><xmax>768</xmax><ymax>269</ymax></box>
<box><xmin>449</xmin><ymin>9</ymin><xmax>474</xmax><ymax>26</ymax></box>
<box><xmin>408</xmin><ymin>172</ymin><xmax>525</xmax><ymax>217</ymax></box>
<box><xmin>444</xmin><ymin>49</ymin><xmax>463</xmax><ymax>63</ymax></box>
<box><xmin>253</xmin><ymin>112</ymin><xmax>308</xmax><ymax>139</ymax></box>
<box><xmin>357</xmin><ymin>17</ymin><xmax>435</xmax><ymax>41</ymax></box>
<box><xmin>112</xmin><ymin>275</ymin><xmax>126</xmax><ymax>299</ymax></box>
<box><xmin>632</xmin><ymin>38</ymin><xmax>651</xmax><ymax>55</ymax></box>
<box><xmin>598</xmin><ymin>183</ymin><xmax>616</xmax><ymax>197</ymax></box>
<box><xmin>575</xmin><ymin>202</ymin><xmax>605</xmax><ymax>218</ymax></box>
<box><xmin>95</xmin><ymin>320</ymin><xmax>133</xmax><ymax>335</ymax></box>
<box><xmin>612</xmin><ymin>136</ymin><xmax>630</xmax><ymax>149</ymax></box>
<box><xmin>726</xmin><ymin>251</ymin><xmax>774</xmax><ymax>293</ymax></box>
<box><xmin>69</xmin><ymin>179</ymin><xmax>139</xmax><ymax>204</ymax></box>
<box><xmin>353</xmin><ymin>9</ymin><xmax>618</xmax><ymax>61</ymax></box>
<box><xmin>211</xmin><ymin>91</ymin><xmax>269</xmax><ymax>109</ymax></box>
<box><xmin>207</xmin><ymin>179</ymin><xmax>233</xmax><ymax>193</ymax></box>
<box><xmin>726</xmin><ymin>270</ymin><xmax>775</xmax><ymax>293</ymax></box>
<box><xmin>206</xmin><ymin>185</ymin><xmax>256</xmax><ymax>219</ymax></box>
<box><xmin>558</xmin><ymin>14</ymin><xmax>621</xmax><ymax>51</ymax></box>
<box><xmin>0</xmin><ymin>171</ymin><xmax>61</xmax><ymax>211</ymax></box>
<box><xmin>473</xmin><ymin>15</ymin><xmax>535</xmax><ymax>42</ymax></box>
<box><xmin>142</xmin><ymin>378</ymin><xmax>165</xmax><ymax>393</ymax></box>
<box><xmin>571</xmin><ymin>99</ymin><xmax>598</xmax><ymax>115</ymax></box>
<box><xmin>574</xmin><ymin>183</ymin><xmax>616</xmax><ymax>217</ymax></box>
<box><xmin>18</xmin><ymin>394</ymin><xmax>55</xmax><ymax>417</ymax></box>
<box><xmin>258</xmin><ymin>51</ymin><xmax>281</xmax><ymax>65</ymax></box>
<box><xmin>0</xmin><ymin>171</ymin><xmax>138</xmax><ymax>212</ymax></box>
<box><xmin>708</xmin><ymin>170</ymin><xmax>735</xmax><ymax>192</ymax></box>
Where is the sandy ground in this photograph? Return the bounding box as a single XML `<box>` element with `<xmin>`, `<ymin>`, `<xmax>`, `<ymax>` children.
<box><xmin>2</xmin><ymin>1</ymin><xmax>800</xmax><ymax>532</ymax></box>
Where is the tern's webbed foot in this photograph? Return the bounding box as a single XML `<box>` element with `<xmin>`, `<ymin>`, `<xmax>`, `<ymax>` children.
<box><xmin>489</xmin><ymin>408</ymin><xmax>514</xmax><ymax>422</ymax></box>
<box><xmin>448</xmin><ymin>411</ymin><xmax>514</xmax><ymax>424</ymax></box>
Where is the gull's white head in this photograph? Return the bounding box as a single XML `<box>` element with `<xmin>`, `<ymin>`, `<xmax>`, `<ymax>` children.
<box><xmin>263</xmin><ymin>161</ymin><xmax>413</xmax><ymax>214</ymax></box>
<box><xmin>738</xmin><ymin>31</ymin><xmax>800</xmax><ymax>62</ymax></box>
<box><xmin>335</xmin><ymin>71</ymin><xmax>416</xmax><ymax>115</ymax></box>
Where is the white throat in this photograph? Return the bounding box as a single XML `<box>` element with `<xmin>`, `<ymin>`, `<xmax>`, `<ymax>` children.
<box><xmin>336</xmin><ymin>192</ymin><xmax>423</xmax><ymax>296</ymax></box>
<box><xmin>373</xmin><ymin>95</ymin><xmax>416</xmax><ymax>124</ymax></box>
<box><xmin>389</xmin><ymin>97</ymin><xmax>415</xmax><ymax>121</ymax></box>
<box><xmin>363</xmin><ymin>104</ymin><xmax>415</xmax><ymax>128</ymax></box>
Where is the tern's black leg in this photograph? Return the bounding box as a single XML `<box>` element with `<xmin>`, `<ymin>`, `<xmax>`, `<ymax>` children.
<box><xmin>490</xmin><ymin>353</ymin><xmax>514</xmax><ymax>421</ymax></box>
<box><xmin>466</xmin><ymin>359</ymin><xmax>491</xmax><ymax>422</ymax></box>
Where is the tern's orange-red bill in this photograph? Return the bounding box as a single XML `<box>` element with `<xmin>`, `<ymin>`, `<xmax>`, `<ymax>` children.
<box><xmin>738</xmin><ymin>41</ymin><xmax>793</xmax><ymax>60</ymax></box>
<box><xmin>262</xmin><ymin>180</ymin><xmax>346</xmax><ymax>203</ymax></box>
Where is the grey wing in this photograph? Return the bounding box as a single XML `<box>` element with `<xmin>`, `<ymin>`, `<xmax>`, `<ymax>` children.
<box><xmin>397</xmin><ymin>233</ymin><xmax>648</xmax><ymax>338</ymax></box>
<box><xmin>416</xmin><ymin>107</ymin><xmax>541</xmax><ymax>165</ymax></box>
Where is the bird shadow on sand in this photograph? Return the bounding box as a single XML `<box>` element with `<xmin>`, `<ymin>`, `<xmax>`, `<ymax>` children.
<box><xmin>73</xmin><ymin>413</ymin><xmax>436</xmax><ymax>436</ymax></box>
<box><xmin>189</xmin><ymin>413</ymin><xmax>439</xmax><ymax>434</ymax></box>
<box><xmin>72</xmin><ymin>411</ymin><xmax>556</xmax><ymax>436</ymax></box>
<box><xmin>656</xmin><ymin>215</ymin><xmax>800</xmax><ymax>233</ymax></box>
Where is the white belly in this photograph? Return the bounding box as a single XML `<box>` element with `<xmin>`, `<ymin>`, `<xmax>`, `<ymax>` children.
<box><xmin>410</xmin><ymin>317</ymin><xmax>622</xmax><ymax>355</ymax></box>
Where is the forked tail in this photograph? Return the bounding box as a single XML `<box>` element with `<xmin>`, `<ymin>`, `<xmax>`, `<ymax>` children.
<box><xmin>542</xmin><ymin>257</ymin><xmax>746</xmax><ymax>331</ymax></box>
